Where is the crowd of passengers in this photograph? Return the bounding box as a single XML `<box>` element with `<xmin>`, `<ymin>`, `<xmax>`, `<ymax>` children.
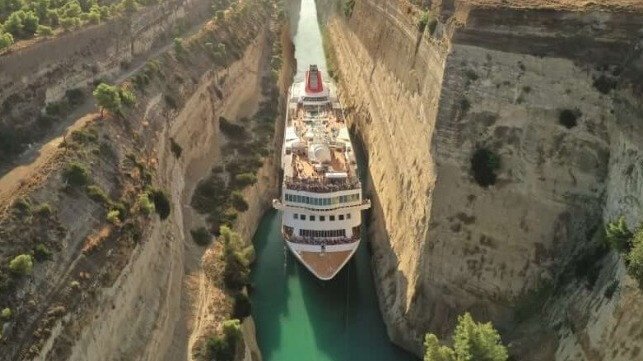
<box><xmin>287</xmin><ymin>236</ymin><xmax>359</xmax><ymax>245</ymax></box>
<box><xmin>285</xmin><ymin>179</ymin><xmax>359</xmax><ymax>193</ymax></box>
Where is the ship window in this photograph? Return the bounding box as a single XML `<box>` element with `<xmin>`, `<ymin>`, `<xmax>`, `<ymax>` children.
<box><xmin>330</xmin><ymin>215</ymin><xmax>335</xmax><ymax>221</ymax></box>
<box><xmin>301</xmin><ymin>214</ymin><xmax>306</xmax><ymax>220</ymax></box>
<box><xmin>310</xmin><ymin>215</ymin><xmax>316</xmax><ymax>221</ymax></box>
<box><xmin>293</xmin><ymin>213</ymin><xmax>298</xmax><ymax>219</ymax></box>
<box><xmin>346</xmin><ymin>213</ymin><xmax>351</xmax><ymax>219</ymax></box>
<box><xmin>320</xmin><ymin>216</ymin><xmax>326</xmax><ymax>221</ymax></box>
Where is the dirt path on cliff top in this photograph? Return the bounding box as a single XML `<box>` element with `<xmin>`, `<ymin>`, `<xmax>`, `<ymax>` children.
<box><xmin>0</xmin><ymin>35</ymin><xmax>187</xmax><ymax>211</ymax></box>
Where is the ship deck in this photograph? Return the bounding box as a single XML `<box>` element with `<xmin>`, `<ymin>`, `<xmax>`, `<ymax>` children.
<box><xmin>298</xmin><ymin>250</ymin><xmax>354</xmax><ymax>280</ymax></box>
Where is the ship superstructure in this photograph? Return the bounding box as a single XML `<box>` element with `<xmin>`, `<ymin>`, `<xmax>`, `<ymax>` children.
<box><xmin>273</xmin><ymin>65</ymin><xmax>371</xmax><ymax>280</ymax></box>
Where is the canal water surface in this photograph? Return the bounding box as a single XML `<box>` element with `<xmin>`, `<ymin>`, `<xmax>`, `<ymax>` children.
<box><xmin>249</xmin><ymin>1</ymin><xmax>419</xmax><ymax>360</ymax></box>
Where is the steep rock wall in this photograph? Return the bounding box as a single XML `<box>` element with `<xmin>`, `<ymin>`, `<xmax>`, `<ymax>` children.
<box><xmin>320</xmin><ymin>0</ymin><xmax>643</xmax><ymax>358</ymax></box>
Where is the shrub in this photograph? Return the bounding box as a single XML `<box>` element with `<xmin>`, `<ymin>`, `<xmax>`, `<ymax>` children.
<box><xmin>471</xmin><ymin>148</ymin><xmax>500</xmax><ymax>187</ymax></box>
<box><xmin>593</xmin><ymin>75</ymin><xmax>617</xmax><ymax>94</ymax></box>
<box><xmin>1</xmin><ymin>308</ymin><xmax>12</xmax><ymax>320</ymax></box>
<box><xmin>59</xmin><ymin>16</ymin><xmax>81</xmax><ymax>31</ymax></box>
<box><xmin>418</xmin><ymin>11</ymin><xmax>429</xmax><ymax>32</ymax></box>
<box><xmin>106</xmin><ymin>209</ymin><xmax>121</xmax><ymax>224</ymax></box>
<box><xmin>219</xmin><ymin>117</ymin><xmax>247</xmax><ymax>139</ymax></box>
<box><xmin>12</xmin><ymin>197</ymin><xmax>32</xmax><ymax>214</ymax></box>
<box><xmin>231</xmin><ymin>191</ymin><xmax>249</xmax><ymax>212</ymax></box>
<box><xmin>86</xmin><ymin>185</ymin><xmax>111</xmax><ymax>205</ymax></box>
<box><xmin>207</xmin><ymin>319</ymin><xmax>243</xmax><ymax>360</ymax></box>
<box><xmin>5</xmin><ymin>10</ymin><xmax>39</xmax><ymax>38</ymax></box>
<box><xmin>65</xmin><ymin>88</ymin><xmax>85</xmax><ymax>107</ymax></box>
<box><xmin>0</xmin><ymin>31</ymin><xmax>14</xmax><ymax>50</ymax></box>
<box><xmin>191</xmin><ymin>175</ymin><xmax>228</xmax><ymax>215</ymax></box>
<box><xmin>343</xmin><ymin>0</ymin><xmax>355</xmax><ymax>17</ymax></box>
<box><xmin>63</xmin><ymin>162</ymin><xmax>90</xmax><ymax>187</ymax></box>
<box><xmin>191</xmin><ymin>227</ymin><xmax>211</xmax><ymax>246</ymax></box>
<box><xmin>170</xmin><ymin>138</ymin><xmax>182</xmax><ymax>159</ymax></box>
<box><xmin>221</xmin><ymin>226</ymin><xmax>250</xmax><ymax>290</ymax></box>
<box><xmin>136</xmin><ymin>193</ymin><xmax>155</xmax><ymax>215</ymax></box>
<box><xmin>605</xmin><ymin>216</ymin><xmax>633</xmax><ymax>252</ymax></box>
<box><xmin>232</xmin><ymin>173</ymin><xmax>257</xmax><ymax>188</ymax></box>
<box><xmin>36</xmin><ymin>24</ymin><xmax>53</xmax><ymax>36</ymax></box>
<box><xmin>118</xmin><ymin>87</ymin><xmax>136</xmax><ymax>107</ymax></box>
<box><xmin>149</xmin><ymin>189</ymin><xmax>171</xmax><ymax>220</ymax></box>
<box><xmin>9</xmin><ymin>254</ymin><xmax>34</xmax><ymax>276</ymax></box>
<box><xmin>33</xmin><ymin>203</ymin><xmax>52</xmax><ymax>217</ymax></box>
<box><xmin>559</xmin><ymin>109</ymin><xmax>580</xmax><ymax>129</ymax></box>
<box><xmin>626</xmin><ymin>228</ymin><xmax>643</xmax><ymax>286</ymax></box>
<box><xmin>34</xmin><ymin>243</ymin><xmax>53</xmax><ymax>262</ymax></box>
<box><xmin>424</xmin><ymin>312</ymin><xmax>508</xmax><ymax>361</ymax></box>
<box><xmin>173</xmin><ymin>37</ymin><xmax>185</xmax><ymax>55</ymax></box>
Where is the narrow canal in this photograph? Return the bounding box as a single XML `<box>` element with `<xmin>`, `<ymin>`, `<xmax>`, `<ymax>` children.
<box><xmin>249</xmin><ymin>1</ymin><xmax>419</xmax><ymax>360</ymax></box>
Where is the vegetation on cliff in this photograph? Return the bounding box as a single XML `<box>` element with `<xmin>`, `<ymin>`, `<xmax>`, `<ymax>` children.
<box><xmin>424</xmin><ymin>313</ymin><xmax>508</xmax><ymax>361</ymax></box>
<box><xmin>0</xmin><ymin>0</ymin><xmax>170</xmax><ymax>50</ymax></box>
<box><xmin>605</xmin><ymin>217</ymin><xmax>643</xmax><ymax>287</ymax></box>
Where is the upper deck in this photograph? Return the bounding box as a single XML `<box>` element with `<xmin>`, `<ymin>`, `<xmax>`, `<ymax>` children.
<box><xmin>282</xmin><ymin>66</ymin><xmax>360</xmax><ymax>193</ymax></box>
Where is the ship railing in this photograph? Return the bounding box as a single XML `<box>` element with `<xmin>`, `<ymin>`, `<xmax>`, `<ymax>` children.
<box><xmin>284</xmin><ymin>234</ymin><xmax>359</xmax><ymax>245</ymax></box>
<box><xmin>284</xmin><ymin>176</ymin><xmax>361</xmax><ymax>193</ymax></box>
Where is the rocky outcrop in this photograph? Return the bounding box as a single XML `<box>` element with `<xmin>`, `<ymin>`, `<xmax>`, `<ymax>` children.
<box><xmin>319</xmin><ymin>0</ymin><xmax>643</xmax><ymax>358</ymax></box>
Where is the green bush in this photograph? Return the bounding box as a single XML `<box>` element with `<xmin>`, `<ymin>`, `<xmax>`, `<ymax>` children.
<box><xmin>35</xmin><ymin>202</ymin><xmax>53</xmax><ymax>216</ymax></box>
<box><xmin>0</xmin><ymin>307</ymin><xmax>12</xmax><ymax>320</ymax></box>
<box><xmin>208</xmin><ymin>319</ymin><xmax>242</xmax><ymax>360</ymax></box>
<box><xmin>34</xmin><ymin>243</ymin><xmax>53</xmax><ymax>262</ymax></box>
<box><xmin>221</xmin><ymin>226</ymin><xmax>250</xmax><ymax>291</ymax></box>
<box><xmin>36</xmin><ymin>24</ymin><xmax>53</xmax><ymax>36</ymax></box>
<box><xmin>232</xmin><ymin>173</ymin><xmax>257</xmax><ymax>188</ymax></box>
<box><xmin>418</xmin><ymin>11</ymin><xmax>429</xmax><ymax>32</ymax></box>
<box><xmin>12</xmin><ymin>197</ymin><xmax>32</xmax><ymax>214</ymax></box>
<box><xmin>0</xmin><ymin>31</ymin><xmax>14</xmax><ymax>50</ymax></box>
<box><xmin>219</xmin><ymin>117</ymin><xmax>247</xmax><ymax>139</ymax></box>
<box><xmin>626</xmin><ymin>228</ymin><xmax>643</xmax><ymax>286</ymax></box>
<box><xmin>106</xmin><ymin>209</ymin><xmax>121</xmax><ymax>224</ymax></box>
<box><xmin>86</xmin><ymin>185</ymin><xmax>111</xmax><ymax>205</ymax></box>
<box><xmin>118</xmin><ymin>87</ymin><xmax>136</xmax><ymax>107</ymax></box>
<box><xmin>59</xmin><ymin>16</ymin><xmax>80</xmax><ymax>31</ymax></box>
<box><xmin>424</xmin><ymin>312</ymin><xmax>508</xmax><ymax>361</ymax></box>
<box><xmin>63</xmin><ymin>162</ymin><xmax>90</xmax><ymax>187</ymax></box>
<box><xmin>9</xmin><ymin>254</ymin><xmax>34</xmax><ymax>276</ymax></box>
<box><xmin>231</xmin><ymin>191</ymin><xmax>249</xmax><ymax>212</ymax></box>
<box><xmin>471</xmin><ymin>148</ymin><xmax>500</xmax><ymax>187</ymax></box>
<box><xmin>191</xmin><ymin>227</ymin><xmax>211</xmax><ymax>246</ymax></box>
<box><xmin>137</xmin><ymin>193</ymin><xmax>155</xmax><ymax>215</ymax></box>
<box><xmin>605</xmin><ymin>216</ymin><xmax>633</xmax><ymax>252</ymax></box>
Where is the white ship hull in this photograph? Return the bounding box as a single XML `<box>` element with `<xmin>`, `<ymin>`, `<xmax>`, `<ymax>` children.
<box><xmin>273</xmin><ymin>65</ymin><xmax>370</xmax><ymax>280</ymax></box>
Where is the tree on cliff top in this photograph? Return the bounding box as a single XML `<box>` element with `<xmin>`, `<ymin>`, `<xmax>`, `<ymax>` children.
<box><xmin>424</xmin><ymin>313</ymin><xmax>508</xmax><ymax>361</ymax></box>
<box><xmin>93</xmin><ymin>82</ymin><xmax>121</xmax><ymax>117</ymax></box>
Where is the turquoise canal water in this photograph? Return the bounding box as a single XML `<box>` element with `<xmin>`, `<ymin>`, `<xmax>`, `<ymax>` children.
<box><xmin>249</xmin><ymin>2</ymin><xmax>418</xmax><ymax>360</ymax></box>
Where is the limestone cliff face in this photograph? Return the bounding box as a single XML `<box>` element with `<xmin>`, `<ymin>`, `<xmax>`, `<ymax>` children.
<box><xmin>319</xmin><ymin>0</ymin><xmax>643</xmax><ymax>358</ymax></box>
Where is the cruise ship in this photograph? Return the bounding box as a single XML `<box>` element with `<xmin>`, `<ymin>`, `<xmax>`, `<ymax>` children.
<box><xmin>273</xmin><ymin>65</ymin><xmax>370</xmax><ymax>280</ymax></box>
